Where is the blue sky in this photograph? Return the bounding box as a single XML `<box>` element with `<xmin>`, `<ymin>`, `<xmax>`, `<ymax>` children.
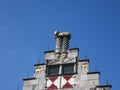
<box><xmin>0</xmin><ymin>0</ymin><xmax>119</xmax><ymax>90</ymax></box>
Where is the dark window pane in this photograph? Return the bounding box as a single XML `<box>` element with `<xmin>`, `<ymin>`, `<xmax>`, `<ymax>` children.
<box><xmin>63</xmin><ymin>64</ymin><xmax>74</xmax><ymax>74</ymax></box>
<box><xmin>47</xmin><ymin>66</ymin><xmax>59</xmax><ymax>75</ymax></box>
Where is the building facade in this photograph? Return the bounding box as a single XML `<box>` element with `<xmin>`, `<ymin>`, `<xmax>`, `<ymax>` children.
<box><xmin>23</xmin><ymin>31</ymin><xmax>112</xmax><ymax>90</ymax></box>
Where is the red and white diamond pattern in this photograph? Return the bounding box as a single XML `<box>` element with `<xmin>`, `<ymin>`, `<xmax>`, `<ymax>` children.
<box><xmin>47</xmin><ymin>75</ymin><xmax>75</xmax><ymax>90</ymax></box>
<box><xmin>47</xmin><ymin>76</ymin><xmax>60</xmax><ymax>90</ymax></box>
<box><xmin>61</xmin><ymin>75</ymin><xmax>74</xmax><ymax>88</ymax></box>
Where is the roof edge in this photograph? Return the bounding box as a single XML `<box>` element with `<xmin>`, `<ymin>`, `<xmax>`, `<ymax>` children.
<box><xmin>87</xmin><ymin>72</ymin><xmax>100</xmax><ymax>75</ymax></box>
<box><xmin>78</xmin><ymin>59</ymin><xmax>90</xmax><ymax>62</ymax></box>
<box><xmin>23</xmin><ymin>77</ymin><xmax>36</xmax><ymax>81</ymax></box>
<box><xmin>96</xmin><ymin>85</ymin><xmax>112</xmax><ymax>88</ymax></box>
<box><xmin>34</xmin><ymin>63</ymin><xmax>45</xmax><ymax>66</ymax></box>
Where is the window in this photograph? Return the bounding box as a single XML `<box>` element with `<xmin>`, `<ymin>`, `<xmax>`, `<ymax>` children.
<box><xmin>63</xmin><ymin>64</ymin><xmax>74</xmax><ymax>74</ymax></box>
<box><xmin>47</xmin><ymin>66</ymin><xmax>59</xmax><ymax>75</ymax></box>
